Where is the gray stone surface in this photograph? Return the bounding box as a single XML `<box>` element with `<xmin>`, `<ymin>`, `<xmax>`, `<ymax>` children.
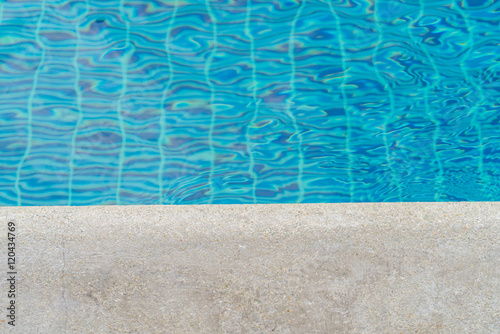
<box><xmin>0</xmin><ymin>203</ymin><xmax>498</xmax><ymax>333</ymax></box>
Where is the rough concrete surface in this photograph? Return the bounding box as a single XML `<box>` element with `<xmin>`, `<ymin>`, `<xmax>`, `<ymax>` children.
<box><xmin>0</xmin><ymin>203</ymin><xmax>498</xmax><ymax>333</ymax></box>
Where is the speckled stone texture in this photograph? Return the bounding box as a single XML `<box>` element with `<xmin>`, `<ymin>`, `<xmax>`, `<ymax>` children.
<box><xmin>0</xmin><ymin>203</ymin><xmax>498</xmax><ymax>333</ymax></box>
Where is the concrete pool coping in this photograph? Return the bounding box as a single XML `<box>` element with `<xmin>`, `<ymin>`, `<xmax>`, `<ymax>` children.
<box><xmin>0</xmin><ymin>202</ymin><xmax>498</xmax><ymax>333</ymax></box>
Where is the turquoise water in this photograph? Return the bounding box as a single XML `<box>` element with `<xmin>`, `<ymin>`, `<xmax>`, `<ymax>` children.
<box><xmin>1</xmin><ymin>0</ymin><xmax>500</xmax><ymax>205</ymax></box>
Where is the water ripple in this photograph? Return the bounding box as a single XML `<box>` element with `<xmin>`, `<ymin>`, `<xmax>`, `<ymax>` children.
<box><xmin>1</xmin><ymin>0</ymin><xmax>500</xmax><ymax>205</ymax></box>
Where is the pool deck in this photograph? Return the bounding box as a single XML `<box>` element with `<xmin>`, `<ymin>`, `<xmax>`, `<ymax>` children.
<box><xmin>0</xmin><ymin>203</ymin><xmax>498</xmax><ymax>333</ymax></box>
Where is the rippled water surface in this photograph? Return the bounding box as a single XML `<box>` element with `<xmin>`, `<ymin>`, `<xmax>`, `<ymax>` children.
<box><xmin>1</xmin><ymin>0</ymin><xmax>500</xmax><ymax>205</ymax></box>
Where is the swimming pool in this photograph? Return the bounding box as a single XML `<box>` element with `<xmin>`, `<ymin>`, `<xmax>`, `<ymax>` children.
<box><xmin>1</xmin><ymin>0</ymin><xmax>499</xmax><ymax>205</ymax></box>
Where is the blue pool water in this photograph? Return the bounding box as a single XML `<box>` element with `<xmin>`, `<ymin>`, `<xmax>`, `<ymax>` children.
<box><xmin>1</xmin><ymin>0</ymin><xmax>500</xmax><ymax>205</ymax></box>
